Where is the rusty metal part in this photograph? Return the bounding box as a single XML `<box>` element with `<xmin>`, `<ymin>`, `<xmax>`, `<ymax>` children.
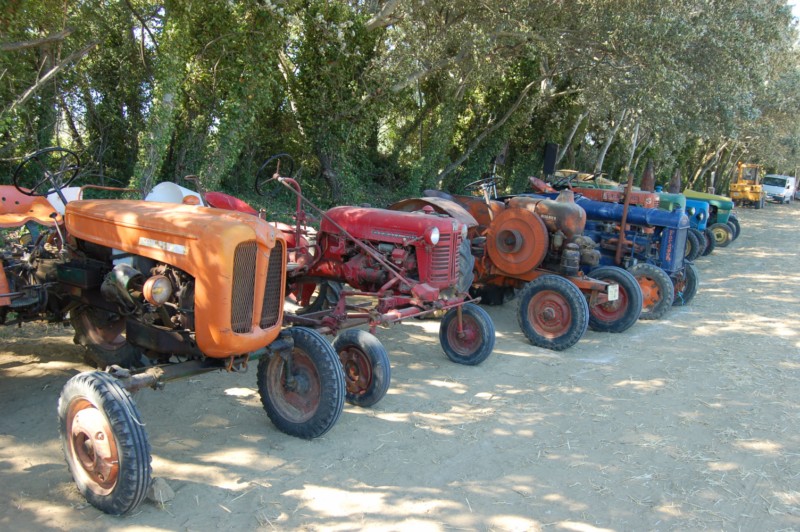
<box><xmin>485</xmin><ymin>207</ymin><xmax>549</xmax><ymax>275</ymax></box>
<box><xmin>506</xmin><ymin>190</ymin><xmax>586</xmax><ymax>239</ymax></box>
<box><xmin>66</xmin><ymin>397</ymin><xmax>120</xmax><ymax>494</ymax></box>
<box><xmin>614</xmin><ymin>173</ymin><xmax>635</xmax><ymax>266</ymax></box>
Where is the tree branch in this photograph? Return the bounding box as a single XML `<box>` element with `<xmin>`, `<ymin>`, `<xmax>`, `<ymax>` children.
<box><xmin>365</xmin><ymin>0</ymin><xmax>403</xmax><ymax>31</ymax></box>
<box><xmin>4</xmin><ymin>40</ymin><xmax>99</xmax><ymax>115</ymax></box>
<box><xmin>0</xmin><ymin>28</ymin><xmax>74</xmax><ymax>52</ymax></box>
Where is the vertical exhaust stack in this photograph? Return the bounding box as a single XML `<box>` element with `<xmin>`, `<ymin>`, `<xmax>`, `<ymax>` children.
<box><xmin>640</xmin><ymin>160</ymin><xmax>656</xmax><ymax>192</ymax></box>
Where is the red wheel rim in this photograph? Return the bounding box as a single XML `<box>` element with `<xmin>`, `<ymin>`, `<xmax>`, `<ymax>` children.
<box><xmin>591</xmin><ymin>287</ymin><xmax>629</xmax><ymax>322</ymax></box>
<box><xmin>637</xmin><ymin>276</ymin><xmax>662</xmax><ymax>311</ymax></box>
<box><xmin>338</xmin><ymin>347</ymin><xmax>373</xmax><ymax>397</ymax></box>
<box><xmin>527</xmin><ymin>290</ymin><xmax>572</xmax><ymax>338</ymax></box>
<box><xmin>66</xmin><ymin>398</ymin><xmax>119</xmax><ymax>495</ymax></box>
<box><xmin>266</xmin><ymin>350</ymin><xmax>321</xmax><ymax>422</ymax></box>
<box><xmin>446</xmin><ymin>313</ymin><xmax>481</xmax><ymax>355</ymax></box>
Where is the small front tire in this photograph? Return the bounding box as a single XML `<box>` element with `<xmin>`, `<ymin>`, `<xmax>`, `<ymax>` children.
<box><xmin>672</xmin><ymin>262</ymin><xmax>699</xmax><ymax>306</ymax></box>
<box><xmin>439</xmin><ymin>303</ymin><xmax>495</xmax><ymax>365</ymax></box>
<box><xmin>628</xmin><ymin>263</ymin><xmax>674</xmax><ymax>320</ymax></box>
<box><xmin>708</xmin><ymin>222</ymin><xmax>733</xmax><ymax>248</ymax></box>
<box><xmin>587</xmin><ymin>266</ymin><xmax>643</xmax><ymax>333</ymax></box>
<box><xmin>58</xmin><ymin>371</ymin><xmax>152</xmax><ymax>516</ymax></box>
<box><xmin>516</xmin><ymin>275</ymin><xmax>589</xmax><ymax>351</ymax></box>
<box><xmin>333</xmin><ymin>329</ymin><xmax>391</xmax><ymax>407</ymax></box>
<box><xmin>258</xmin><ymin>327</ymin><xmax>345</xmax><ymax>439</ymax></box>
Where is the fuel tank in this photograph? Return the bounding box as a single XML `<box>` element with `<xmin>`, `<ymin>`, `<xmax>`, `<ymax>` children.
<box><xmin>65</xmin><ymin>199</ymin><xmax>285</xmax><ymax>358</ymax></box>
<box><xmin>504</xmin><ymin>190</ymin><xmax>586</xmax><ymax>239</ymax></box>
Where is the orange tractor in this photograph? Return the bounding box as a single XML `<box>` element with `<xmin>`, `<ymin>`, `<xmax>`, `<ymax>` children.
<box><xmin>2</xmin><ymin>148</ymin><xmax>345</xmax><ymax>515</ymax></box>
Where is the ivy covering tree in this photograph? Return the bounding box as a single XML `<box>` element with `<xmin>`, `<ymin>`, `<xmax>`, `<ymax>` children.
<box><xmin>1</xmin><ymin>0</ymin><xmax>799</xmax><ymax>208</ymax></box>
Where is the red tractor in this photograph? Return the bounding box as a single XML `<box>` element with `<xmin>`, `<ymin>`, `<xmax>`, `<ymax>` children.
<box><xmin>191</xmin><ymin>155</ymin><xmax>496</xmax><ymax>408</ymax></box>
<box><xmin>3</xmin><ymin>148</ymin><xmax>346</xmax><ymax>515</ymax></box>
<box><xmin>390</xmin><ymin>175</ymin><xmax>642</xmax><ymax>351</ymax></box>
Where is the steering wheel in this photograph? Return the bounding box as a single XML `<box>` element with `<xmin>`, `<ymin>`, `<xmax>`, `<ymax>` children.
<box><xmin>12</xmin><ymin>147</ymin><xmax>81</xmax><ymax>197</ymax></box>
<box><xmin>464</xmin><ymin>175</ymin><xmax>504</xmax><ymax>192</ymax></box>
<box><xmin>255</xmin><ymin>153</ymin><xmax>296</xmax><ymax>196</ymax></box>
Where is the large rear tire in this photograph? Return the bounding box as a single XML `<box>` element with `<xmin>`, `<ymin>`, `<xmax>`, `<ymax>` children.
<box><xmin>516</xmin><ymin>275</ymin><xmax>589</xmax><ymax>351</ymax></box>
<box><xmin>288</xmin><ymin>280</ymin><xmax>342</xmax><ymax>315</ymax></box>
<box><xmin>58</xmin><ymin>371</ymin><xmax>151</xmax><ymax>516</ymax></box>
<box><xmin>333</xmin><ymin>329</ymin><xmax>391</xmax><ymax>407</ymax></box>
<box><xmin>439</xmin><ymin>303</ymin><xmax>495</xmax><ymax>365</ymax></box>
<box><xmin>672</xmin><ymin>262</ymin><xmax>699</xmax><ymax>306</ymax></box>
<box><xmin>587</xmin><ymin>266</ymin><xmax>642</xmax><ymax>333</ymax></box>
<box><xmin>258</xmin><ymin>327</ymin><xmax>345</xmax><ymax>439</ymax></box>
<box><xmin>71</xmin><ymin>306</ymin><xmax>146</xmax><ymax>369</ymax></box>
<box><xmin>628</xmin><ymin>263</ymin><xmax>674</xmax><ymax>320</ymax></box>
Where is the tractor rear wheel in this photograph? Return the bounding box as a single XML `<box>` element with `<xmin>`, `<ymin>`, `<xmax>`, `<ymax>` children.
<box><xmin>684</xmin><ymin>229</ymin><xmax>702</xmax><ymax>262</ymax></box>
<box><xmin>288</xmin><ymin>280</ymin><xmax>342</xmax><ymax>315</ymax></box>
<box><xmin>333</xmin><ymin>329</ymin><xmax>391</xmax><ymax>407</ymax></box>
<box><xmin>701</xmin><ymin>228</ymin><xmax>716</xmax><ymax>256</ymax></box>
<box><xmin>258</xmin><ymin>327</ymin><xmax>345</xmax><ymax>439</ymax></box>
<box><xmin>587</xmin><ymin>266</ymin><xmax>642</xmax><ymax>333</ymax></box>
<box><xmin>727</xmin><ymin>215</ymin><xmax>741</xmax><ymax>241</ymax></box>
<box><xmin>71</xmin><ymin>306</ymin><xmax>146</xmax><ymax>369</ymax></box>
<box><xmin>628</xmin><ymin>263</ymin><xmax>674</xmax><ymax>320</ymax></box>
<box><xmin>58</xmin><ymin>371</ymin><xmax>151</xmax><ymax>516</ymax></box>
<box><xmin>516</xmin><ymin>275</ymin><xmax>589</xmax><ymax>351</ymax></box>
<box><xmin>708</xmin><ymin>223</ymin><xmax>733</xmax><ymax>248</ymax></box>
<box><xmin>672</xmin><ymin>262</ymin><xmax>699</xmax><ymax>306</ymax></box>
<box><xmin>439</xmin><ymin>303</ymin><xmax>495</xmax><ymax>365</ymax></box>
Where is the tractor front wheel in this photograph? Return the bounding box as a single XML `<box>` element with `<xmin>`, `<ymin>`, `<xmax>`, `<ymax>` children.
<box><xmin>701</xmin><ymin>228</ymin><xmax>716</xmax><ymax>256</ymax></box>
<box><xmin>439</xmin><ymin>303</ymin><xmax>495</xmax><ymax>365</ymax></box>
<box><xmin>628</xmin><ymin>263</ymin><xmax>674</xmax><ymax>320</ymax></box>
<box><xmin>708</xmin><ymin>223</ymin><xmax>733</xmax><ymax>248</ymax></box>
<box><xmin>58</xmin><ymin>371</ymin><xmax>151</xmax><ymax>516</ymax></box>
<box><xmin>258</xmin><ymin>327</ymin><xmax>345</xmax><ymax>439</ymax></box>
<box><xmin>727</xmin><ymin>214</ymin><xmax>741</xmax><ymax>241</ymax></box>
<box><xmin>672</xmin><ymin>262</ymin><xmax>700</xmax><ymax>306</ymax></box>
<box><xmin>516</xmin><ymin>275</ymin><xmax>589</xmax><ymax>351</ymax></box>
<box><xmin>684</xmin><ymin>229</ymin><xmax>702</xmax><ymax>262</ymax></box>
<box><xmin>333</xmin><ymin>329</ymin><xmax>391</xmax><ymax>407</ymax></box>
<box><xmin>587</xmin><ymin>266</ymin><xmax>642</xmax><ymax>333</ymax></box>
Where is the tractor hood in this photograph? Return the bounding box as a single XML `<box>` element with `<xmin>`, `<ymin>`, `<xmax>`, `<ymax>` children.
<box><xmin>321</xmin><ymin>206</ymin><xmax>467</xmax><ymax>243</ymax></box>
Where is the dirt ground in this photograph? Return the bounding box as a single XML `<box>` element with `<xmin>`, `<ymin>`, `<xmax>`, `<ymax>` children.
<box><xmin>1</xmin><ymin>201</ymin><xmax>799</xmax><ymax>532</ymax></box>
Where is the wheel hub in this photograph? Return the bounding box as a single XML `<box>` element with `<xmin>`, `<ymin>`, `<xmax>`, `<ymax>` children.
<box><xmin>69</xmin><ymin>402</ymin><xmax>118</xmax><ymax>492</ymax></box>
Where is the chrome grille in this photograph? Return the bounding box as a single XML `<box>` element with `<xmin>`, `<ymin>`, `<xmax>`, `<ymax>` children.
<box><xmin>231</xmin><ymin>241</ymin><xmax>257</xmax><ymax>333</ymax></box>
<box><xmin>429</xmin><ymin>232</ymin><xmax>452</xmax><ymax>284</ymax></box>
<box><xmin>260</xmin><ymin>240</ymin><xmax>283</xmax><ymax>329</ymax></box>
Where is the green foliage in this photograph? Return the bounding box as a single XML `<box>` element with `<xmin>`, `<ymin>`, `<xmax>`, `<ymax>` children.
<box><xmin>2</xmin><ymin>0</ymin><xmax>799</xmax><ymax>207</ymax></box>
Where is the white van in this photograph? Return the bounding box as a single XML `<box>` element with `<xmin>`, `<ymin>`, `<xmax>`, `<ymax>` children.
<box><xmin>762</xmin><ymin>174</ymin><xmax>797</xmax><ymax>204</ymax></box>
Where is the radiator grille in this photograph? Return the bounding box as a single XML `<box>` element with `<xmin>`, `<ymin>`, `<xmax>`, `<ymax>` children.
<box><xmin>231</xmin><ymin>241</ymin><xmax>257</xmax><ymax>333</ymax></box>
<box><xmin>260</xmin><ymin>240</ymin><xmax>283</xmax><ymax>329</ymax></box>
<box><xmin>429</xmin><ymin>232</ymin><xmax>452</xmax><ymax>284</ymax></box>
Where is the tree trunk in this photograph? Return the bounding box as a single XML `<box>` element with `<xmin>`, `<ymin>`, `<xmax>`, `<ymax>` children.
<box><xmin>556</xmin><ymin>111</ymin><xmax>588</xmax><ymax>165</ymax></box>
<box><xmin>593</xmin><ymin>108</ymin><xmax>628</xmax><ymax>174</ymax></box>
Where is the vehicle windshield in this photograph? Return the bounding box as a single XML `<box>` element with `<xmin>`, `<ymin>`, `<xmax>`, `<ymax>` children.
<box><xmin>763</xmin><ymin>176</ymin><xmax>788</xmax><ymax>187</ymax></box>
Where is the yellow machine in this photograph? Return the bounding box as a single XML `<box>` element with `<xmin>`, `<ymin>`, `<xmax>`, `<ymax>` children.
<box><xmin>730</xmin><ymin>162</ymin><xmax>766</xmax><ymax>209</ymax></box>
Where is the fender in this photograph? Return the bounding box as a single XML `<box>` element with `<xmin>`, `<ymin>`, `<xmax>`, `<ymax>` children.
<box><xmin>0</xmin><ymin>185</ymin><xmax>62</xmax><ymax>227</ymax></box>
<box><xmin>388</xmin><ymin>196</ymin><xmax>479</xmax><ymax>228</ymax></box>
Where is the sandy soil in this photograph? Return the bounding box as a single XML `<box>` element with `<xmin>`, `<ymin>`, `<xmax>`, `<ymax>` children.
<box><xmin>1</xmin><ymin>202</ymin><xmax>799</xmax><ymax>532</ymax></box>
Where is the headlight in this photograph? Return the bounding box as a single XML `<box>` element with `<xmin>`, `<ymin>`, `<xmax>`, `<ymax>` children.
<box><xmin>425</xmin><ymin>226</ymin><xmax>440</xmax><ymax>246</ymax></box>
<box><xmin>143</xmin><ymin>275</ymin><xmax>173</xmax><ymax>306</ymax></box>
<box><xmin>461</xmin><ymin>223</ymin><xmax>469</xmax><ymax>240</ymax></box>
<box><xmin>698</xmin><ymin>212</ymin><xmax>705</xmax><ymax>221</ymax></box>
<box><xmin>687</xmin><ymin>207</ymin><xmax>696</xmax><ymax>216</ymax></box>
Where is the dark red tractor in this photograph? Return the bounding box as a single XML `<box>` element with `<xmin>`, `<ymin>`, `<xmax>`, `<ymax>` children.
<box><xmin>202</xmin><ymin>155</ymin><xmax>496</xmax><ymax>408</ymax></box>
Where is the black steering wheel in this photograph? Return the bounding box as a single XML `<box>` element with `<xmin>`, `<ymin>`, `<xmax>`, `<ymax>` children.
<box><xmin>464</xmin><ymin>175</ymin><xmax>504</xmax><ymax>192</ymax></box>
<box><xmin>12</xmin><ymin>147</ymin><xmax>81</xmax><ymax>197</ymax></box>
<box><xmin>254</xmin><ymin>153</ymin><xmax>296</xmax><ymax>196</ymax></box>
